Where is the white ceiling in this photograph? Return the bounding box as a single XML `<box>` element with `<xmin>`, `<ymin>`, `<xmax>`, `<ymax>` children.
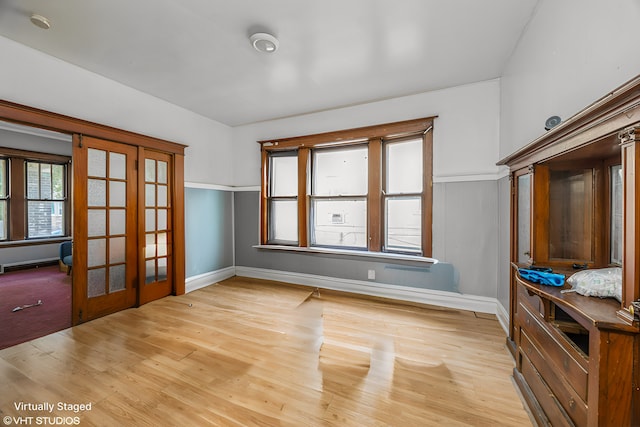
<box><xmin>0</xmin><ymin>0</ymin><xmax>538</xmax><ymax>127</ymax></box>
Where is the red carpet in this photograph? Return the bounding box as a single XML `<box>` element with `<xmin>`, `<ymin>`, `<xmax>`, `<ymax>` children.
<box><xmin>0</xmin><ymin>265</ymin><xmax>72</xmax><ymax>349</ymax></box>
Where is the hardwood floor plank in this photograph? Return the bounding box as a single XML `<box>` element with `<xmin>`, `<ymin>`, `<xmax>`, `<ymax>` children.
<box><xmin>0</xmin><ymin>276</ymin><xmax>531</xmax><ymax>426</ymax></box>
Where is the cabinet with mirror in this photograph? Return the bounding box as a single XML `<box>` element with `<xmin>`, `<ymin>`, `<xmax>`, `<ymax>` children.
<box><xmin>499</xmin><ymin>76</ymin><xmax>640</xmax><ymax>426</ymax></box>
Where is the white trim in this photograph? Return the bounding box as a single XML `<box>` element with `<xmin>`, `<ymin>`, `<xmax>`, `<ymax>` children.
<box><xmin>188</xmin><ymin>176</ymin><xmax>514</xmax><ymax>191</ymax></box>
<box><xmin>185</xmin><ymin>266</ymin><xmax>236</xmax><ymax>293</ymax></box>
<box><xmin>495</xmin><ymin>300</ymin><xmax>510</xmax><ymax>335</ymax></box>
<box><xmin>233</xmin><ymin>185</ymin><xmax>261</xmax><ymax>192</ymax></box>
<box><xmin>235</xmin><ymin>266</ymin><xmax>501</xmax><ymax>315</ymax></box>
<box><xmin>184</xmin><ymin>182</ymin><xmax>260</xmax><ymax>192</ymax></box>
<box><xmin>433</xmin><ymin>171</ymin><xmax>506</xmax><ymax>183</ymax></box>
<box><xmin>185</xmin><ymin>182</ymin><xmax>234</xmax><ymax>191</ymax></box>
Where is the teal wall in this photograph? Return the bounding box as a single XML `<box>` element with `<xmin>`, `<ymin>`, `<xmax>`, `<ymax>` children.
<box><xmin>185</xmin><ymin>187</ymin><xmax>233</xmax><ymax>277</ymax></box>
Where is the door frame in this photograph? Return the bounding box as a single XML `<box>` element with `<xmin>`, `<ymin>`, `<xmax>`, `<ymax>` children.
<box><xmin>0</xmin><ymin>100</ymin><xmax>186</xmax><ymax>325</ymax></box>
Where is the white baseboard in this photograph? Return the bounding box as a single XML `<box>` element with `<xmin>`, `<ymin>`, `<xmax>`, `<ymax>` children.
<box><xmin>495</xmin><ymin>300</ymin><xmax>509</xmax><ymax>335</ymax></box>
<box><xmin>235</xmin><ymin>266</ymin><xmax>502</xmax><ymax>315</ymax></box>
<box><xmin>185</xmin><ymin>266</ymin><xmax>236</xmax><ymax>293</ymax></box>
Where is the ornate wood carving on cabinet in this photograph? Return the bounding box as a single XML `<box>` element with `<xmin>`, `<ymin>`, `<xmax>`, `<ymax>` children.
<box><xmin>498</xmin><ymin>76</ymin><xmax>640</xmax><ymax>426</ymax></box>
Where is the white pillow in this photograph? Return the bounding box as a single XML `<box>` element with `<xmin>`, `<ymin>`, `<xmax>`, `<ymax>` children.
<box><xmin>566</xmin><ymin>267</ymin><xmax>622</xmax><ymax>302</ymax></box>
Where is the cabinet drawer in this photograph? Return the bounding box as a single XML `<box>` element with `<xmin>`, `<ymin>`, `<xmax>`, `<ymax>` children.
<box><xmin>516</xmin><ymin>279</ymin><xmax>543</xmax><ymax>316</ymax></box>
<box><xmin>517</xmin><ymin>303</ymin><xmax>588</xmax><ymax>401</ymax></box>
<box><xmin>521</xmin><ymin>331</ymin><xmax>587</xmax><ymax>427</ymax></box>
<box><xmin>521</xmin><ymin>353</ymin><xmax>574</xmax><ymax>427</ymax></box>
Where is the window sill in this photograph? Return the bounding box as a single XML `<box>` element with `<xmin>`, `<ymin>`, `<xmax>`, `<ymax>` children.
<box><xmin>252</xmin><ymin>244</ymin><xmax>438</xmax><ymax>265</ymax></box>
<box><xmin>0</xmin><ymin>237</ymin><xmax>71</xmax><ymax>248</ymax></box>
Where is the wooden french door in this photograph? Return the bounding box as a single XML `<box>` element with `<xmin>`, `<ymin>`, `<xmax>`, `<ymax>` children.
<box><xmin>73</xmin><ymin>136</ymin><xmax>138</xmax><ymax>323</ymax></box>
<box><xmin>139</xmin><ymin>150</ymin><xmax>173</xmax><ymax>304</ymax></box>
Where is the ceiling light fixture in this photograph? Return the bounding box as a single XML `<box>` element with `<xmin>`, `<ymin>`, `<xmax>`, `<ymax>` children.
<box><xmin>250</xmin><ymin>32</ymin><xmax>279</xmax><ymax>54</ymax></box>
<box><xmin>30</xmin><ymin>14</ymin><xmax>51</xmax><ymax>30</ymax></box>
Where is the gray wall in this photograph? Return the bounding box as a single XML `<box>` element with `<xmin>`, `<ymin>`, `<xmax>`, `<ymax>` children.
<box><xmin>497</xmin><ymin>176</ymin><xmax>511</xmax><ymax>312</ymax></box>
<box><xmin>185</xmin><ymin>188</ymin><xmax>234</xmax><ymax>277</ymax></box>
<box><xmin>432</xmin><ymin>180</ymin><xmax>500</xmax><ymax>298</ymax></box>
<box><xmin>235</xmin><ymin>190</ymin><xmax>476</xmax><ymax>294</ymax></box>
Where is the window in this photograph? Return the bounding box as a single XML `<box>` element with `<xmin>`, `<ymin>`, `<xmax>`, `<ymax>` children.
<box><xmin>0</xmin><ymin>158</ymin><xmax>7</xmax><ymax>240</ymax></box>
<box><xmin>259</xmin><ymin>117</ymin><xmax>434</xmax><ymax>256</ymax></box>
<box><xmin>311</xmin><ymin>146</ymin><xmax>368</xmax><ymax>249</ymax></box>
<box><xmin>384</xmin><ymin>137</ymin><xmax>423</xmax><ymax>253</ymax></box>
<box><xmin>26</xmin><ymin>161</ymin><xmax>67</xmax><ymax>238</ymax></box>
<box><xmin>0</xmin><ymin>149</ymin><xmax>70</xmax><ymax>242</ymax></box>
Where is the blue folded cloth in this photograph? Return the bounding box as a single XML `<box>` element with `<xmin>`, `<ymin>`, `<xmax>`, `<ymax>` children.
<box><xmin>519</xmin><ymin>268</ymin><xmax>565</xmax><ymax>287</ymax></box>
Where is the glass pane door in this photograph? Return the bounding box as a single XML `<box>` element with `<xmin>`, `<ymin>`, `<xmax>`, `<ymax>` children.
<box><xmin>140</xmin><ymin>151</ymin><xmax>173</xmax><ymax>304</ymax></box>
<box><xmin>73</xmin><ymin>136</ymin><xmax>138</xmax><ymax>323</ymax></box>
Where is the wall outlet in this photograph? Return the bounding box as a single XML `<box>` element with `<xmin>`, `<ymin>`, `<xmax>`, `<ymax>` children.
<box><xmin>367</xmin><ymin>269</ymin><xmax>375</xmax><ymax>280</ymax></box>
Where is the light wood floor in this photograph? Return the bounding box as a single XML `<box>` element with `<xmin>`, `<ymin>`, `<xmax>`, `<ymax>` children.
<box><xmin>0</xmin><ymin>277</ymin><xmax>532</xmax><ymax>426</ymax></box>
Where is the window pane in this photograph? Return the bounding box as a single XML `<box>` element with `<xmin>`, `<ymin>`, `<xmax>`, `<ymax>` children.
<box><xmin>313</xmin><ymin>147</ymin><xmax>367</xmax><ymax>196</ymax></box>
<box><xmin>145</xmin><ymin>233</ymin><xmax>156</xmax><ymax>258</ymax></box>
<box><xmin>88</xmin><ymin>148</ymin><xmax>107</xmax><ymax>178</ymax></box>
<box><xmin>145</xmin><ymin>259</ymin><xmax>156</xmax><ymax>284</ymax></box>
<box><xmin>0</xmin><ymin>158</ymin><xmax>6</xmax><ymax>196</ymax></box>
<box><xmin>27</xmin><ymin>201</ymin><xmax>64</xmax><ymax>237</ymax></box>
<box><xmin>158</xmin><ymin>257</ymin><xmax>167</xmax><ymax>281</ymax></box>
<box><xmin>0</xmin><ymin>200</ymin><xmax>6</xmax><ymax>240</ymax></box>
<box><xmin>157</xmin><ymin>209</ymin><xmax>167</xmax><ymax>230</ymax></box>
<box><xmin>269</xmin><ymin>199</ymin><xmax>298</xmax><ymax>243</ymax></box>
<box><xmin>385</xmin><ymin>197</ymin><xmax>421</xmax><ymax>252</ymax></box>
<box><xmin>88</xmin><ymin>209</ymin><xmax>106</xmax><ymax>237</ymax></box>
<box><xmin>158</xmin><ymin>161</ymin><xmax>168</xmax><ymax>184</ymax></box>
<box><xmin>109</xmin><ymin>209</ymin><xmax>126</xmax><ymax>235</ymax></box>
<box><xmin>109</xmin><ymin>265</ymin><xmax>126</xmax><ymax>293</ymax></box>
<box><xmin>0</xmin><ymin>160</ymin><xmax>6</xmax><ymax>240</ymax></box>
<box><xmin>88</xmin><ymin>179</ymin><xmax>106</xmax><ymax>207</ymax></box>
<box><xmin>27</xmin><ymin>162</ymin><xmax>39</xmax><ymax>198</ymax></box>
<box><xmin>88</xmin><ymin>268</ymin><xmax>106</xmax><ymax>297</ymax></box>
<box><xmin>386</xmin><ymin>138</ymin><xmax>422</xmax><ymax>194</ymax></box>
<box><xmin>109</xmin><ymin>236</ymin><xmax>126</xmax><ymax>264</ymax></box>
<box><xmin>88</xmin><ymin>238</ymin><xmax>106</xmax><ymax>267</ymax></box>
<box><xmin>270</xmin><ymin>155</ymin><xmax>297</xmax><ymax>197</ymax></box>
<box><xmin>39</xmin><ymin>163</ymin><xmax>52</xmax><ymax>199</ymax></box>
<box><xmin>145</xmin><ymin>159</ymin><xmax>156</xmax><ymax>182</ymax></box>
<box><xmin>157</xmin><ymin>185</ymin><xmax>168</xmax><ymax>207</ymax></box>
<box><xmin>146</xmin><ymin>209</ymin><xmax>156</xmax><ymax>232</ymax></box>
<box><xmin>311</xmin><ymin>198</ymin><xmax>367</xmax><ymax>248</ymax></box>
<box><xmin>611</xmin><ymin>165</ymin><xmax>623</xmax><ymax>264</ymax></box>
<box><xmin>109</xmin><ymin>153</ymin><xmax>126</xmax><ymax>180</ymax></box>
<box><xmin>52</xmin><ymin>164</ymin><xmax>65</xmax><ymax>199</ymax></box>
<box><xmin>145</xmin><ymin>183</ymin><xmax>156</xmax><ymax>207</ymax></box>
<box><xmin>110</xmin><ymin>181</ymin><xmax>126</xmax><ymax>207</ymax></box>
<box><xmin>157</xmin><ymin>232</ymin><xmax>167</xmax><ymax>256</ymax></box>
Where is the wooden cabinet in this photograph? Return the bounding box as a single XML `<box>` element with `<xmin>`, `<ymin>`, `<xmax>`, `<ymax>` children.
<box><xmin>499</xmin><ymin>76</ymin><xmax>640</xmax><ymax>426</ymax></box>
